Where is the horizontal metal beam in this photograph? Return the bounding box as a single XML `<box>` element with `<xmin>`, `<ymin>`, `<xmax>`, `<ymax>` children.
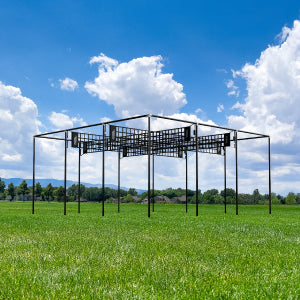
<box><xmin>153</xmin><ymin>115</ymin><xmax>268</xmax><ymax>138</ymax></box>
<box><xmin>237</xmin><ymin>136</ymin><xmax>268</xmax><ymax>141</ymax></box>
<box><xmin>34</xmin><ymin>114</ymin><xmax>149</xmax><ymax>138</ymax></box>
<box><xmin>151</xmin><ymin>114</ymin><xmax>197</xmax><ymax>125</ymax></box>
<box><xmin>37</xmin><ymin>136</ymin><xmax>70</xmax><ymax>141</ymax></box>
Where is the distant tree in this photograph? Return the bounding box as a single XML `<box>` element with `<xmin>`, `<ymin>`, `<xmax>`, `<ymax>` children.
<box><xmin>123</xmin><ymin>194</ymin><xmax>133</xmax><ymax>203</ymax></box>
<box><xmin>164</xmin><ymin>188</ymin><xmax>178</xmax><ymax>199</ymax></box>
<box><xmin>0</xmin><ymin>178</ymin><xmax>5</xmax><ymax>194</ymax></box>
<box><xmin>190</xmin><ymin>191</ymin><xmax>202</xmax><ymax>204</ymax></box>
<box><xmin>239</xmin><ymin>193</ymin><xmax>253</xmax><ymax>204</ymax></box>
<box><xmin>17</xmin><ymin>180</ymin><xmax>29</xmax><ymax>201</ymax></box>
<box><xmin>128</xmin><ymin>188</ymin><xmax>138</xmax><ymax>196</ymax></box>
<box><xmin>271</xmin><ymin>193</ymin><xmax>280</xmax><ymax>205</ymax></box>
<box><xmin>277</xmin><ymin>194</ymin><xmax>285</xmax><ymax>204</ymax></box>
<box><xmin>220</xmin><ymin>188</ymin><xmax>235</xmax><ymax>198</ymax></box>
<box><xmin>67</xmin><ymin>184</ymin><xmax>77</xmax><ymax>197</ymax></box>
<box><xmin>296</xmin><ymin>193</ymin><xmax>300</xmax><ymax>204</ymax></box>
<box><xmin>83</xmin><ymin>187</ymin><xmax>101</xmax><ymax>202</ymax></box>
<box><xmin>54</xmin><ymin>186</ymin><xmax>65</xmax><ymax>202</ymax></box>
<box><xmin>203</xmin><ymin>190</ymin><xmax>215</xmax><ymax>204</ymax></box>
<box><xmin>35</xmin><ymin>182</ymin><xmax>43</xmax><ymax>198</ymax></box>
<box><xmin>44</xmin><ymin>183</ymin><xmax>54</xmax><ymax>202</ymax></box>
<box><xmin>214</xmin><ymin>194</ymin><xmax>223</xmax><ymax>204</ymax></box>
<box><xmin>7</xmin><ymin>183</ymin><xmax>16</xmax><ymax>200</ymax></box>
<box><xmin>286</xmin><ymin>192</ymin><xmax>296</xmax><ymax>205</ymax></box>
<box><xmin>252</xmin><ymin>189</ymin><xmax>262</xmax><ymax>204</ymax></box>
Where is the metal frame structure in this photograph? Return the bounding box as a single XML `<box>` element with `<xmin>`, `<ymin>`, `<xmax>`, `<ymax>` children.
<box><xmin>32</xmin><ymin>114</ymin><xmax>271</xmax><ymax>217</ymax></box>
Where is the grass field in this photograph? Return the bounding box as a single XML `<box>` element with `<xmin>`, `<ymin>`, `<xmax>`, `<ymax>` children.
<box><xmin>0</xmin><ymin>202</ymin><xmax>299</xmax><ymax>299</ymax></box>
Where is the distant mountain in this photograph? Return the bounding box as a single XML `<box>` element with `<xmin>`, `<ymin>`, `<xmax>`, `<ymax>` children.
<box><xmin>0</xmin><ymin>178</ymin><xmax>146</xmax><ymax>194</ymax></box>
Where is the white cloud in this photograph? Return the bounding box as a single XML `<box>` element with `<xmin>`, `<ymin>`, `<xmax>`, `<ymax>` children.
<box><xmin>2</xmin><ymin>153</ymin><xmax>22</xmax><ymax>162</ymax></box>
<box><xmin>89</xmin><ymin>53</ymin><xmax>118</xmax><ymax>69</ymax></box>
<box><xmin>59</xmin><ymin>77</ymin><xmax>78</xmax><ymax>91</ymax></box>
<box><xmin>85</xmin><ymin>54</ymin><xmax>187</xmax><ymax>117</ymax></box>
<box><xmin>217</xmin><ymin>104</ymin><xmax>224</xmax><ymax>112</ymax></box>
<box><xmin>48</xmin><ymin>112</ymin><xmax>87</xmax><ymax>130</ymax></box>
<box><xmin>195</xmin><ymin>108</ymin><xmax>203</xmax><ymax>114</ymax></box>
<box><xmin>226</xmin><ymin>79</ymin><xmax>239</xmax><ymax>97</ymax></box>
<box><xmin>0</xmin><ymin>81</ymin><xmax>40</xmax><ymax>171</ymax></box>
<box><xmin>225</xmin><ymin>20</ymin><xmax>300</xmax><ymax>194</ymax></box>
<box><xmin>100</xmin><ymin>116</ymin><xmax>112</xmax><ymax>123</ymax></box>
<box><xmin>228</xmin><ymin>20</ymin><xmax>300</xmax><ymax>145</ymax></box>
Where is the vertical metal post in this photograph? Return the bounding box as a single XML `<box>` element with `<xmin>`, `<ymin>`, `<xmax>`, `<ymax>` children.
<box><xmin>224</xmin><ymin>147</ymin><xmax>227</xmax><ymax>214</ymax></box>
<box><xmin>118</xmin><ymin>150</ymin><xmax>120</xmax><ymax>213</ymax></box>
<box><xmin>148</xmin><ymin>115</ymin><xmax>151</xmax><ymax>218</ymax></box>
<box><xmin>185</xmin><ymin>149</ymin><xmax>188</xmax><ymax>213</ymax></box>
<box><xmin>152</xmin><ymin>154</ymin><xmax>154</xmax><ymax>212</ymax></box>
<box><xmin>32</xmin><ymin>137</ymin><xmax>35</xmax><ymax>214</ymax></box>
<box><xmin>64</xmin><ymin>131</ymin><xmax>67</xmax><ymax>215</ymax></box>
<box><xmin>78</xmin><ymin>145</ymin><xmax>81</xmax><ymax>214</ymax></box>
<box><xmin>102</xmin><ymin>125</ymin><xmax>105</xmax><ymax>217</ymax></box>
<box><xmin>196</xmin><ymin>124</ymin><xmax>199</xmax><ymax>216</ymax></box>
<box><xmin>235</xmin><ymin>131</ymin><xmax>238</xmax><ymax>215</ymax></box>
<box><xmin>268</xmin><ymin>137</ymin><xmax>271</xmax><ymax>214</ymax></box>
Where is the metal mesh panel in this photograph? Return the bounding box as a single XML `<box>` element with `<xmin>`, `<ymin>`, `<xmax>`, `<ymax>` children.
<box><xmin>74</xmin><ymin>125</ymin><xmax>229</xmax><ymax>157</ymax></box>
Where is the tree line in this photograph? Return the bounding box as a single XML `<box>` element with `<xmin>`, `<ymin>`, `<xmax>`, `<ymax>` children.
<box><xmin>0</xmin><ymin>178</ymin><xmax>299</xmax><ymax>205</ymax></box>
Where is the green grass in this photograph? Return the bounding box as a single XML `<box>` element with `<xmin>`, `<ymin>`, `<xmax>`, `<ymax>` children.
<box><xmin>0</xmin><ymin>202</ymin><xmax>299</xmax><ymax>299</ymax></box>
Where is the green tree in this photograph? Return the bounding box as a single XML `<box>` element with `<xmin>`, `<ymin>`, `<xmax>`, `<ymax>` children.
<box><xmin>35</xmin><ymin>182</ymin><xmax>43</xmax><ymax>198</ymax></box>
<box><xmin>286</xmin><ymin>192</ymin><xmax>296</xmax><ymax>205</ymax></box>
<box><xmin>252</xmin><ymin>189</ymin><xmax>262</xmax><ymax>204</ymax></box>
<box><xmin>123</xmin><ymin>194</ymin><xmax>133</xmax><ymax>203</ymax></box>
<box><xmin>44</xmin><ymin>183</ymin><xmax>54</xmax><ymax>202</ymax></box>
<box><xmin>128</xmin><ymin>188</ymin><xmax>137</xmax><ymax>196</ymax></box>
<box><xmin>271</xmin><ymin>193</ymin><xmax>280</xmax><ymax>205</ymax></box>
<box><xmin>214</xmin><ymin>194</ymin><xmax>223</xmax><ymax>204</ymax></box>
<box><xmin>67</xmin><ymin>184</ymin><xmax>86</xmax><ymax>201</ymax></box>
<box><xmin>54</xmin><ymin>186</ymin><xmax>65</xmax><ymax>202</ymax></box>
<box><xmin>7</xmin><ymin>183</ymin><xmax>16</xmax><ymax>200</ymax></box>
<box><xmin>220</xmin><ymin>188</ymin><xmax>235</xmax><ymax>198</ymax></box>
<box><xmin>17</xmin><ymin>180</ymin><xmax>29</xmax><ymax>201</ymax></box>
<box><xmin>190</xmin><ymin>191</ymin><xmax>202</xmax><ymax>204</ymax></box>
<box><xmin>0</xmin><ymin>178</ymin><xmax>5</xmax><ymax>194</ymax></box>
<box><xmin>296</xmin><ymin>193</ymin><xmax>300</xmax><ymax>204</ymax></box>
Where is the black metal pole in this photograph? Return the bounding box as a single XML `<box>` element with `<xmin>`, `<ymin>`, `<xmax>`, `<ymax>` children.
<box><xmin>268</xmin><ymin>137</ymin><xmax>271</xmax><ymax>214</ymax></box>
<box><xmin>185</xmin><ymin>149</ymin><xmax>188</xmax><ymax>213</ymax></box>
<box><xmin>118</xmin><ymin>150</ymin><xmax>120</xmax><ymax>213</ymax></box>
<box><xmin>64</xmin><ymin>131</ymin><xmax>67</xmax><ymax>215</ymax></box>
<box><xmin>32</xmin><ymin>137</ymin><xmax>35</xmax><ymax>214</ymax></box>
<box><xmin>196</xmin><ymin>124</ymin><xmax>199</xmax><ymax>217</ymax></box>
<box><xmin>102</xmin><ymin>125</ymin><xmax>105</xmax><ymax>217</ymax></box>
<box><xmin>152</xmin><ymin>154</ymin><xmax>154</xmax><ymax>212</ymax></box>
<box><xmin>224</xmin><ymin>147</ymin><xmax>227</xmax><ymax>214</ymax></box>
<box><xmin>235</xmin><ymin>131</ymin><xmax>238</xmax><ymax>215</ymax></box>
<box><xmin>78</xmin><ymin>145</ymin><xmax>81</xmax><ymax>214</ymax></box>
<box><xmin>148</xmin><ymin>115</ymin><xmax>151</xmax><ymax>218</ymax></box>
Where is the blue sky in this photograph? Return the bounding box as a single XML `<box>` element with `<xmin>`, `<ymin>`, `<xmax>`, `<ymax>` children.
<box><xmin>1</xmin><ymin>0</ymin><xmax>300</xmax><ymax>195</ymax></box>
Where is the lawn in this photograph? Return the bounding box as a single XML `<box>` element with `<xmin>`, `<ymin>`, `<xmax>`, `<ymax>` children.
<box><xmin>0</xmin><ymin>202</ymin><xmax>299</xmax><ymax>299</ymax></box>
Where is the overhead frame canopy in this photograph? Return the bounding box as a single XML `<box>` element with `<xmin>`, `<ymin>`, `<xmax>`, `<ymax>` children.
<box><xmin>32</xmin><ymin>114</ymin><xmax>271</xmax><ymax>217</ymax></box>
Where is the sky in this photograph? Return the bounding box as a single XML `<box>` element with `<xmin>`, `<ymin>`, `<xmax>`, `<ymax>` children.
<box><xmin>1</xmin><ymin>0</ymin><xmax>300</xmax><ymax>195</ymax></box>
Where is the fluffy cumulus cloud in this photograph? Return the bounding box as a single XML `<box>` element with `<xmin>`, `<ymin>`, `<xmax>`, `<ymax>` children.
<box><xmin>226</xmin><ymin>20</ymin><xmax>300</xmax><ymax>194</ymax></box>
<box><xmin>229</xmin><ymin>20</ymin><xmax>300</xmax><ymax>145</ymax></box>
<box><xmin>85</xmin><ymin>53</ymin><xmax>187</xmax><ymax>117</ymax></box>
<box><xmin>0</xmin><ymin>81</ymin><xmax>40</xmax><ymax>176</ymax></box>
<box><xmin>59</xmin><ymin>77</ymin><xmax>78</xmax><ymax>91</ymax></box>
<box><xmin>49</xmin><ymin>112</ymin><xmax>87</xmax><ymax>130</ymax></box>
